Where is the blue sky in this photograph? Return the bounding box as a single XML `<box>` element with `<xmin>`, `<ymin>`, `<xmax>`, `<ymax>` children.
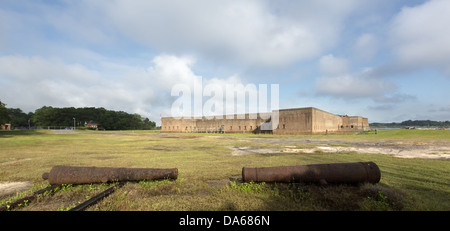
<box><xmin>1</xmin><ymin>0</ymin><xmax>450</xmax><ymax>124</ymax></box>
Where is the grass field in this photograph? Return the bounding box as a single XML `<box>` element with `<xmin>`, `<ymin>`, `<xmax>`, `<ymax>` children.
<box><xmin>0</xmin><ymin>129</ymin><xmax>449</xmax><ymax>211</ymax></box>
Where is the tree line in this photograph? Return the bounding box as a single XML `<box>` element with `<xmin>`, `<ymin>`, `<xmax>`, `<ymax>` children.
<box><xmin>370</xmin><ymin>120</ymin><xmax>450</xmax><ymax>128</ymax></box>
<box><xmin>0</xmin><ymin>101</ymin><xmax>157</xmax><ymax>130</ymax></box>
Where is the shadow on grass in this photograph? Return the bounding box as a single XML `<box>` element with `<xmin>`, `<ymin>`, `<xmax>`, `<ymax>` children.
<box><xmin>259</xmin><ymin>182</ymin><xmax>407</xmax><ymax>211</ymax></box>
<box><xmin>224</xmin><ymin>180</ymin><xmax>408</xmax><ymax>211</ymax></box>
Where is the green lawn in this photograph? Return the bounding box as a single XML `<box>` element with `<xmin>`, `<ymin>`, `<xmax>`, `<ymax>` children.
<box><xmin>0</xmin><ymin>129</ymin><xmax>448</xmax><ymax>211</ymax></box>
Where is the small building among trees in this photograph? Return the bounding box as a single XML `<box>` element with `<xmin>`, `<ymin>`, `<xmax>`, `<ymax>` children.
<box><xmin>85</xmin><ymin>120</ymin><xmax>98</xmax><ymax>130</ymax></box>
<box><xmin>0</xmin><ymin>123</ymin><xmax>11</xmax><ymax>130</ymax></box>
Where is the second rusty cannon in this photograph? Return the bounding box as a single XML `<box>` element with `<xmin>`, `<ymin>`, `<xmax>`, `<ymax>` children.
<box><xmin>42</xmin><ymin>165</ymin><xmax>178</xmax><ymax>185</ymax></box>
<box><xmin>242</xmin><ymin>161</ymin><xmax>381</xmax><ymax>184</ymax></box>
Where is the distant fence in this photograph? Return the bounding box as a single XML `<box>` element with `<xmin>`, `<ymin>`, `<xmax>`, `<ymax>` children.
<box><xmin>8</xmin><ymin>126</ymin><xmax>162</xmax><ymax>131</ymax></box>
<box><xmin>9</xmin><ymin>126</ymin><xmax>75</xmax><ymax>130</ymax></box>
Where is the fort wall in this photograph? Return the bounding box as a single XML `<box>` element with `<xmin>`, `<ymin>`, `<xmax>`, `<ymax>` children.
<box><xmin>273</xmin><ymin>108</ymin><xmax>312</xmax><ymax>135</ymax></box>
<box><xmin>311</xmin><ymin>108</ymin><xmax>342</xmax><ymax>134</ymax></box>
<box><xmin>161</xmin><ymin>107</ymin><xmax>369</xmax><ymax>135</ymax></box>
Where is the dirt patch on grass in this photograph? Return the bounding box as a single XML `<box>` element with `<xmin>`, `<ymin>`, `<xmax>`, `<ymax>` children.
<box><xmin>49</xmin><ymin>130</ymin><xmax>77</xmax><ymax>134</ymax></box>
<box><xmin>0</xmin><ymin>181</ymin><xmax>33</xmax><ymax>199</ymax></box>
<box><xmin>0</xmin><ymin>158</ymin><xmax>32</xmax><ymax>166</ymax></box>
<box><xmin>239</xmin><ymin>138</ymin><xmax>450</xmax><ymax>159</ymax></box>
<box><xmin>94</xmin><ymin>156</ymin><xmax>116</xmax><ymax>160</ymax></box>
<box><xmin>206</xmin><ymin>179</ymin><xmax>231</xmax><ymax>188</ymax></box>
<box><xmin>160</xmin><ymin>134</ymin><xmax>202</xmax><ymax>139</ymax></box>
<box><xmin>227</xmin><ymin>146</ymin><xmax>281</xmax><ymax>156</ymax></box>
<box><xmin>144</xmin><ymin>146</ymin><xmax>212</xmax><ymax>151</ymax></box>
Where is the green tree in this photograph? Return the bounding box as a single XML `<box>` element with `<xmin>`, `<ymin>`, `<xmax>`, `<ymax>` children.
<box><xmin>31</xmin><ymin>106</ymin><xmax>156</xmax><ymax>130</ymax></box>
<box><xmin>0</xmin><ymin>100</ymin><xmax>11</xmax><ymax>124</ymax></box>
<box><xmin>7</xmin><ymin>108</ymin><xmax>30</xmax><ymax>128</ymax></box>
<box><xmin>143</xmin><ymin>118</ymin><xmax>156</xmax><ymax>129</ymax></box>
<box><xmin>32</xmin><ymin>106</ymin><xmax>55</xmax><ymax>126</ymax></box>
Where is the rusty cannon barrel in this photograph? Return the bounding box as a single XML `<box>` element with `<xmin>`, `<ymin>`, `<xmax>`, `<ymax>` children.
<box><xmin>242</xmin><ymin>162</ymin><xmax>380</xmax><ymax>184</ymax></box>
<box><xmin>42</xmin><ymin>166</ymin><xmax>178</xmax><ymax>185</ymax></box>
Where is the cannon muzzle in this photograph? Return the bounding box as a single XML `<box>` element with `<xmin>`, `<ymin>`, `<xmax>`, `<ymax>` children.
<box><xmin>43</xmin><ymin>165</ymin><xmax>178</xmax><ymax>185</ymax></box>
<box><xmin>242</xmin><ymin>162</ymin><xmax>380</xmax><ymax>184</ymax></box>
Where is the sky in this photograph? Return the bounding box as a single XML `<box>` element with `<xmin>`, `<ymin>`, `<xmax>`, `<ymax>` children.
<box><xmin>1</xmin><ymin>0</ymin><xmax>450</xmax><ymax>124</ymax></box>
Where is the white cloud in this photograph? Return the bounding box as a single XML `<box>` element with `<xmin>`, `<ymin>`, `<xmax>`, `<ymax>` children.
<box><xmin>353</xmin><ymin>33</ymin><xmax>379</xmax><ymax>61</ymax></box>
<box><xmin>373</xmin><ymin>93</ymin><xmax>416</xmax><ymax>104</ymax></box>
<box><xmin>318</xmin><ymin>54</ymin><xmax>350</xmax><ymax>75</ymax></box>
<box><xmin>389</xmin><ymin>0</ymin><xmax>450</xmax><ymax>74</ymax></box>
<box><xmin>4</xmin><ymin>0</ymin><xmax>449</xmax><ymax>124</ymax></box>
<box><xmin>0</xmin><ymin>55</ymin><xmax>99</xmax><ymax>85</ymax></box>
<box><xmin>315</xmin><ymin>56</ymin><xmax>396</xmax><ymax>99</ymax></box>
<box><xmin>0</xmin><ymin>55</ymin><xmax>132</xmax><ymax>112</ymax></box>
<box><xmin>0</xmin><ymin>54</ymin><xmax>255</xmax><ymax>123</ymax></box>
<box><xmin>315</xmin><ymin>73</ymin><xmax>395</xmax><ymax>98</ymax></box>
<box><xmin>146</xmin><ymin>55</ymin><xmax>199</xmax><ymax>91</ymax></box>
<box><xmin>100</xmin><ymin>0</ymin><xmax>365</xmax><ymax>68</ymax></box>
<box><xmin>0</xmin><ymin>0</ymin><xmax>375</xmax><ymax>69</ymax></box>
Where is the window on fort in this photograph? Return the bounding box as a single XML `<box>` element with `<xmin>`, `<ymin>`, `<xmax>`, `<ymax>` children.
<box><xmin>351</xmin><ymin>125</ymin><xmax>354</xmax><ymax>128</ymax></box>
<box><xmin>230</xmin><ymin>126</ymin><xmax>232</xmax><ymax>130</ymax></box>
<box><xmin>244</xmin><ymin>126</ymin><xmax>246</xmax><ymax>130</ymax></box>
<box><xmin>340</xmin><ymin>125</ymin><xmax>343</xmax><ymax>128</ymax></box>
<box><xmin>239</xmin><ymin>126</ymin><xmax>241</xmax><ymax>130</ymax></box>
<box><xmin>185</xmin><ymin>126</ymin><xmax>188</xmax><ymax>130</ymax></box>
<box><xmin>283</xmin><ymin>124</ymin><xmax>286</xmax><ymax>129</ymax></box>
<box><xmin>250</xmin><ymin>126</ymin><xmax>252</xmax><ymax>130</ymax></box>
